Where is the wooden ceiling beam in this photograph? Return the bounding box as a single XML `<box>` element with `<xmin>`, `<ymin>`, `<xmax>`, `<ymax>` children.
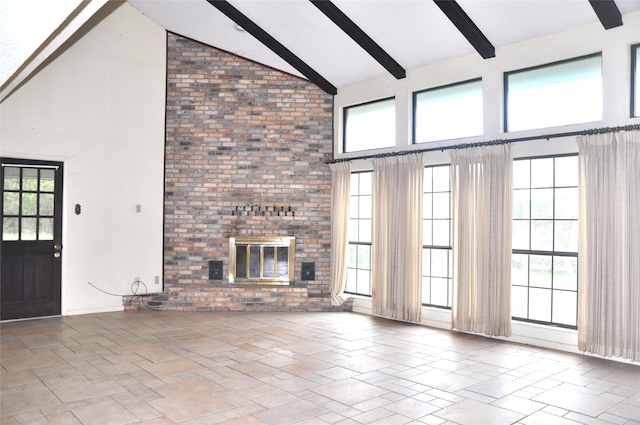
<box><xmin>310</xmin><ymin>0</ymin><xmax>406</xmax><ymax>80</ymax></box>
<box><xmin>589</xmin><ymin>0</ymin><xmax>623</xmax><ymax>29</ymax></box>
<box><xmin>433</xmin><ymin>0</ymin><xmax>495</xmax><ymax>60</ymax></box>
<box><xmin>206</xmin><ymin>0</ymin><xmax>337</xmax><ymax>95</ymax></box>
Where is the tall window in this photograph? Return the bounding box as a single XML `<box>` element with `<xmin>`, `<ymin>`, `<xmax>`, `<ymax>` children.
<box><xmin>414</xmin><ymin>79</ymin><xmax>483</xmax><ymax>144</ymax></box>
<box><xmin>505</xmin><ymin>54</ymin><xmax>602</xmax><ymax>132</ymax></box>
<box><xmin>344</xmin><ymin>98</ymin><xmax>395</xmax><ymax>153</ymax></box>
<box><xmin>346</xmin><ymin>171</ymin><xmax>373</xmax><ymax>296</ymax></box>
<box><xmin>512</xmin><ymin>155</ymin><xmax>578</xmax><ymax>328</ymax></box>
<box><xmin>632</xmin><ymin>44</ymin><xmax>640</xmax><ymax>117</ymax></box>
<box><xmin>422</xmin><ymin>165</ymin><xmax>452</xmax><ymax>308</ymax></box>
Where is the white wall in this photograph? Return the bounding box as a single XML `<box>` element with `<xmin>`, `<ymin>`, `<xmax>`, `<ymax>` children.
<box><xmin>0</xmin><ymin>2</ymin><xmax>166</xmax><ymax>315</ymax></box>
<box><xmin>336</xmin><ymin>12</ymin><xmax>640</xmax><ymax>361</ymax></box>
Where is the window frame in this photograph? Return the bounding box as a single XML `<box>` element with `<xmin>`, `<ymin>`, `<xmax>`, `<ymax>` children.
<box><xmin>345</xmin><ymin>170</ymin><xmax>373</xmax><ymax>297</ymax></box>
<box><xmin>422</xmin><ymin>164</ymin><xmax>453</xmax><ymax>309</ymax></box>
<box><xmin>504</xmin><ymin>53</ymin><xmax>603</xmax><ymax>133</ymax></box>
<box><xmin>343</xmin><ymin>97</ymin><xmax>396</xmax><ymax>153</ymax></box>
<box><xmin>412</xmin><ymin>78</ymin><xmax>483</xmax><ymax>145</ymax></box>
<box><xmin>632</xmin><ymin>43</ymin><xmax>640</xmax><ymax>118</ymax></box>
<box><xmin>511</xmin><ymin>153</ymin><xmax>579</xmax><ymax>329</ymax></box>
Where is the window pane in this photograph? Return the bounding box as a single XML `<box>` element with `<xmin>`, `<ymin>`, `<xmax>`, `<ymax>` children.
<box><xmin>529</xmin><ymin>288</ymin><xmax>552</xmax><ymax>322</ymax></box>
<box><xmin>512</xmin><ymin>285</ymin><xmax>529</xmax><ymax>319</ymax></box>
<box><xmin>21</xmin><ymin>217</ymin><xmax>37</xmax><ymax>240</ymax></box>
<box><xmin>531</xmin><ymin>220</ymin><xmax>553</xmax><ymax>251</ymax></box>
<box><xmin>39</xmin><ymin>218</ymin><xmax>54</xmax><ymax>240</ymax></box>
<box><xmin>553</xmin><ymin>290</ymin><xmax>577</xmax><ymax>326</ymax></box>
<box><xmin>431</xmin><ymin>278</ymin><xmax>449</xmax><ymax>306</ymax></box>
<box><xmin>357</xmin><ymin>270</ymin><xmax>371</xmax><ymax>295</ymax></box>
<box><xmin>414</xmin><ymin>80</ymin><xmax>482</xmax><ymax>143</ymax></box>
<box><xmin>512</xmin><ymin>254</ymin><xmax>529</xmax><ymax>286</ymax></box>
<box><xmin>423</xmin><ymin>220</ymin><xmax>433</xmax><ymax>246</ymax></box>
<box><xmin>22</xmin><ymin>193</ymin><xmax>37</xmax><ymax>216</ymax></box>
<box><xmin>555</xmin><ymin>188</ymin><xmax>578</xmax><ymax>220</ymax></box>
<box><xmin>345</xmin><ymin>98</ymin><xmax>395</xmax><ymax>152</ymax></box>
<box><xmin>555</xmin><ymin>156</ymin><xmax>578</xmax><ymax>187</ymax></box>
<box><xmin>348</xmin><ymin>245</ymin><xmax>357</xmax><ymax>268</ymax></box>
<box><xmin>432</xmin><ymin>219</ymin><xmax>450</xmax><ymax>246</ymax></box>
<box><xmin>513</xmin><ymin>160</ymin><xmax>530</xmax><ymax>189</ymax></box>
<box><xmin>506</xmin><ymin>55</ymin><xmax>602</xmax><ymax>132</ymax></box>
<box><xmin>359</xmin><ymin>196</ymin><xmax>372</xmax><ymax>218</ymax></box>
<box><xmin>22</xmin><ymin>168</ymin><xmax>38</xmax><ymax>191</ymax></box>
<box><xmin>3</xmin><ymin>192</ymin><xmax>19</xmax><ymax>215</ymax></box>
<box><xmin>431</xmin><ymin>249</ymin><xmax>449</xmax><ymax>278</ymax></box>
<box><xmin>346</xmin><ymin>269</ymin><xmax>357</xmax><ymax>293</ymax></box>
<box><xmin>634</xmin><ymin>44</ymin><xmax>640</xmax><ymax>117</ymax></box>
<box><xmin>4</xmin><ymin>167</ymin><xmax>20</xmax><ymax>190</ymax></box>
<box><xmin>3</xmin><ymin>217</ymin><xmax>19</xmax><ymax>241</ymax></box>
<box><xmin>531</xmin><ymin>189</ymin><xmax>553</xmax><ymax>219</ymax></box>
<box><xmin>529</xmin><ymin>255</ymin><xmax>552</xmax><ymax>288</ymax></box>
<box><xmin>357</xmin><ymin>245</ymin><xmax>371</xmax><ymax>269</ymax></box>
<box><xmin>512</xmin><ymin>220</ymin><xmax>530</xmax><ymax>250</ymax></box>
<box><xmin>349</xmin><ymin>219</ymin><xmax>359</xmax><ymax>241</ymax></box>
<box><xmin>424</xmin><ymin>167</ymin><xmax>433</xmax><ymax>190</ymax></box>
<box><xmin>513</xmin><ymin>189</ymin><xmax>530</xmax><ymax>219</ymax></box>
<box><xmin>554</xmin><ymin>220</ymin><xmax>578</xmax><ymax>252</ymax></box>
<box><xmin>531</xmin><ymin>158</ymin><xmax>553</xmax><ymax>188</ymax></box>
<box><xmin>432</xmin><ymin>193</ymin><xmax>449</xmax><ymax>219</ymax></box>
<box><xmin>40</xmin><ymin>169</ymin><xmax>55</xmax><ymax>192</ymax></box>
<box><xmin>358</xmin><ymin>220</ymin><xmax>372</xmax><ymax>243</ymax></box>
<box><xmin>553</xmin><ymin>256</ymin><xmax>577</xmax><ymax>291</ymax></box>
<box><xmin>40</xmin><ymin>193</ymin><xmax>54</xmax><ymax>216</ymax></box>
<box><xmin>423</xmin><ymin>193</ymin><xmax>433</xmax><ymax>219</ymax></box>
<box><xmin>359</xmin><ymin>172</ymin><xmax>373</xmax><ymax>195</ymax></box>
<box><xmin>432</xmin><ymin>166</ymin><xmax>451</xmax><ymax>192</ymax></box>
<box><xmin>423</xmin><ymin>249</ymin><xmax>431</xmax><ymax>276</ymax></box>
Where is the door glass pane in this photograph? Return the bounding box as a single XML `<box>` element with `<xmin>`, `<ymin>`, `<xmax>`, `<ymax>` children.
<box><xmin>40</xmin><ymin>169</ymin><xmax>55</xmax><ymax>192</ymax></box>
<box><xmin>22</xmin><ymin>168</ymin><xmax>38</xmax><ymax>191</ymax></box>
<box><xmin>39</xmin><ymin>218</ymin><xmax>54</xmax><ymax>240</ymax></box>
<box><xmin>249</xmin><ymin>246</ymin><xmax>260</xmax><ymax>278</ymax></box>
<box><xmin>3</xmin><ymin>217</ymin><xmax>19</xmax><ymax>240</ymax></box>
<box><xmin>40</xmin><ymin>193</ymin><xmax>54</xmax><ymax>216</ymax></box>
<box><xmin>263</xmin><ymin>247</ymin><xmax>275</xmax><ymax>278</ymax></box>
<box><xmin>4</xmin><ymin>167</ymin><xmax>20</xmax><ymax>190</ymax></box>
<box><xmin>236</xmin><ymin>245</ymin><xmax>247</xmax><ymax>278</ymax></box>
<box><xmin>22</xmin><ymin>193</ymin><xmax>37</xmax><ymax>216</ymax></box>
<box><xmin>3</xmin><ymin>192</ymin><xmax>19</xmax><ymax>215</ymax></box>
<box><xmin>21</xmin><ymin>217</ymin><xmax>37</xmax><ymax>240</ymax></box>
<box><xmin>277</xmin><ymin>247</ymin><xmax>288</xmax><ymax>278</ymax></box>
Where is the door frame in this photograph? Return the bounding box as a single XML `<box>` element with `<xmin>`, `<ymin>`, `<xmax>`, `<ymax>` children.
<box><xmin>1</xmin><ymin>157</ymin><xmax>64</xmax><ymax>320</ymax></box>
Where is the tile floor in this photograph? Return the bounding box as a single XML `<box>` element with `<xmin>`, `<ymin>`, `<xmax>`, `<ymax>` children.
<box><xmin>1</xmin><ymin>311</ymin><xmax>639</xmax><ymax>425</ymax></box>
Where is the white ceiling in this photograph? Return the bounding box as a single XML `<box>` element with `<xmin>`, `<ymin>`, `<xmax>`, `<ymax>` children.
<box><xmin>2</xmin><ymin>0</ymin><xmax>640</xmax><ymax>100</ymax></box>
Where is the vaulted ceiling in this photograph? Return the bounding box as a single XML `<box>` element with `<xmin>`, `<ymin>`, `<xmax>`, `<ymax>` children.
<box><xmin>2</xmin><ymin>0</ymin><xmax>640</xmax><ymax>99</ymax></box>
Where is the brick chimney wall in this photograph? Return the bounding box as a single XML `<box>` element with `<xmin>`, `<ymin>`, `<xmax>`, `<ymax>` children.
<box><xmin>135</xmin><ymin>33</ymin><xmax>351</xmax><ymax>312</ymax></box>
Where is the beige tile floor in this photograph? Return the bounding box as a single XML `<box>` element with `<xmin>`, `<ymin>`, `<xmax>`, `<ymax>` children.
<box><xmin>1</xmin><ymin>311</ymin><xmax>639</xmax><ymax>425</ymax></box>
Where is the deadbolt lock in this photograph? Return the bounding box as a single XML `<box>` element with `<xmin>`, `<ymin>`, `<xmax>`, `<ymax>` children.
<box><xmin>54</xmin><ymin>244</ymin><xmax>62</xmax><ymax>250</ymax></box>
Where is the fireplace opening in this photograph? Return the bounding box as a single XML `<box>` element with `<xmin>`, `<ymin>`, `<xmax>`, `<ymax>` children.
<box><xmin>229</xmin><ymin>236</ymin><xmax>295</xmax><ymax>285</ymax></box>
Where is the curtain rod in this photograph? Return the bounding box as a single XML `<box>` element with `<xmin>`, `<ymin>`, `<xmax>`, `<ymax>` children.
<box><xmin>325</xmin><ymin>123</ymin><xmax>640</xmax><ymax>164</ymax></box>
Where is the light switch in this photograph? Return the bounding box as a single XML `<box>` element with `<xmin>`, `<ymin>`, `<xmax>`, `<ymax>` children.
<box><xmin>136</xmin><ymin>204</ymin><xmax>141</xmax><ymax>213</ymax></box>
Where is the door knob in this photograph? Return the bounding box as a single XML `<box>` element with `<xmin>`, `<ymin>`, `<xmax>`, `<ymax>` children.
<box><xmin>53</xmin><ymin>252</ymin><xmax>61</xmax><ymax>258</ymax></box>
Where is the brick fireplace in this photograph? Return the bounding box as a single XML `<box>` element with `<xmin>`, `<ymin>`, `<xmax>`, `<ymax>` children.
<box><xmin>125</xmin><ymin>33</ymin><xmax>351</xmax><ymax>312</ymax></box>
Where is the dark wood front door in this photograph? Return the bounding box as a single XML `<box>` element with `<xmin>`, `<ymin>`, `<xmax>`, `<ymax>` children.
<box><xmin>1</xmin><ymin>158</ymin><xmax>63</xmax><ymax>320</ymax></box>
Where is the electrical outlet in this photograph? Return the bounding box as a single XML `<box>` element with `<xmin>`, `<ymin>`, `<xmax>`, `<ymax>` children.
<box><xmin>134</xmin><ymin>276</ymin><xmax>140</xmax><ymax>282</ymax></box>
<box><xmin>154</xmin><ymin>276</ymin><xmax>160</xmax><ymax>285</ymax></box>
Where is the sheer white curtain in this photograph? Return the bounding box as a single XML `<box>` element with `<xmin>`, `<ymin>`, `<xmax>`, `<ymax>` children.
<box><xmin>329</xmin><ymin>161</ymin><xmax>351</xmax><ymax>306</ymax></box>
<box><xmin>577</xmin><ymin>130</ymin><xmax>640</xmax><ymax>362</ymax></box>
<box><xmin>371</xmin><ymin>154</ymin><xmax>425</xmax><ymax>322</ymax></box>
<box><xmin>450</xmin><ymin>144</ymin><xmax>512</xmax><ymax>337</ymax></box>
